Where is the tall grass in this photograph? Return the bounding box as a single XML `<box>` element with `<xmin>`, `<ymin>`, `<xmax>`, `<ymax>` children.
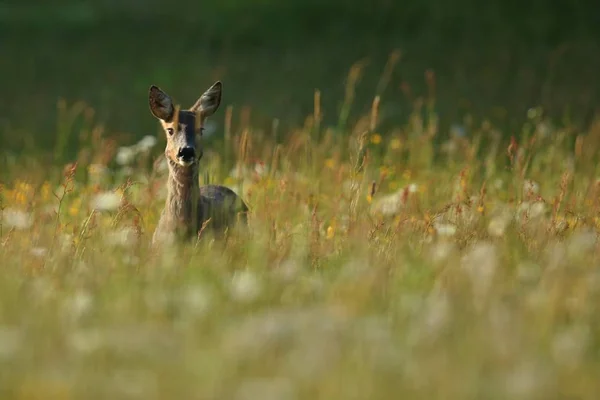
<box><xmin>1</xmin><ymin>63</ymin><xmax>600</xmax><ymax>399</ymax></box>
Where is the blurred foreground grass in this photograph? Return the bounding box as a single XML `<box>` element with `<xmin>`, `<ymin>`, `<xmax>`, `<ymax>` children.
<box><xmin>2</xmin><ymin>69</ymin><xmax>600</xmax><ymax>399</ymax></box>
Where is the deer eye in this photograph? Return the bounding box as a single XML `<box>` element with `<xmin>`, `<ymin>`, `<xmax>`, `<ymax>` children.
<box><xmin>166</xmin><ymin>128</ymin><xmax>174</xmax><ymax>136</ymax></box>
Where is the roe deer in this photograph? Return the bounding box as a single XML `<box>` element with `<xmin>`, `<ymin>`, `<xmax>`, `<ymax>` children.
<box><xmin>149</xmin><ymin>81</ymin><xmax>248</xmax><ymax>245</ymax></box>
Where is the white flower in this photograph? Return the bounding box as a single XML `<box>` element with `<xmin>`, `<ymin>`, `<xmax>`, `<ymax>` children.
<box><xmin>254</xmin><ymin>162</ymin><xmax>268</xmax><ymax>177</ymax></box>
<box><xmin>567</xmin><ymin>229</ymin><xmax>596</xmax><ymax>258</ymax></box>
<box><xmin>105</xmin><ymin>227</ymin><xmax>137</xmax><ymax>247</ymax></box>
<box><xmin>90</xmin><ymin>191</ymin><xmax>121</xmax><ymax>211</ymax></box>
<box><xmin>179</xmin><ymin>284</ymin><xmax>212</xmax><ymax>317</ymax></box>
<box><xmin>230</xmin><ymin>270</ymin><xmax>262</xmax><ymax>303</ymax></box>
<box><xmin>523</xmin><ymin>179</ymin><xmax>540</xmax><ymax>195</ymax></box>
<box><xmin>135</xmin><ymin>135</ymin><xmax>158</xmax><ymax>153</ymax></box>
<box><xmin>116</xmin><ymin>146</ymin><xmax>136</xmax><ymax>166</ymax></box>
<box><xmin>202</xmin><ymin>120</ymin><xmax>217</xmax><ymax>138</ymax></box>
<box><xmin>370</xmin><ymin>188</ymin><xmax>411</xmax><ymax>216</ymax></box>
<box><xmin>428</xmin><ymin>241</ymin><xmax>457</xmax><ymax>264</ymax></box>
<box><xmin>433</xmin><ymin>222</ymin><xmax>456</xmax><ymax>237</ymax></box>
<box><xmin>64</xmin><ymin>291</ymin><xmax>93</xmax><ymax>321</ymax></box>
<box><xmin>30</xmin><ymin>247</ymin><xmax>48</xmax><ymax>258</ymax></box>
<box><xmin>461</xmin><ymin>242</ymin><xmax>498</xmax><ymax>308</ymax></box>
<box><xmin>2</xmin><ymin>208</ymin><xmax>32</xmax><ymax>230</ymax></box>
<box><xmin>529</xmin><ymin>201</ymin><xmax>546</xmax><ymax>218</ymax></box>
<box><xmin>488</xmin><ymin>215</ymin><xmax>510</xmax><ymax>237</ymax></box>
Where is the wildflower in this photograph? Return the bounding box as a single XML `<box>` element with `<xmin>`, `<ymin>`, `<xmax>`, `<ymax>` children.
<box><xmin>30</xmin><ymin>247</ymin><xmax>48</xmax><ymax>258</ymax></box>
<box><xmin>253</xmin><ymin>162</ymin><xmax>268</xmax><ymax>177</ymax></box>
<box><xmin>434</xmin><ymin>222</ymin><xmax>457</xmax><ymax>237</ymax></box>
<box><xmin>461</xmin><ymin>242</ymin><xmax>498</xmax><ymax>308</ymax></box>
<box><xmin>529</xmin><ymin>201</ymin><xmax>546</xmax><ymax>218</ymax></box>
<box><xmin>230</xmin><ymin>270</ymin><xmax>262</xmax><ymax>303</ymax></box>
<box><xmin>90</xmin><ymin>191</ymin><xmax>121</xmax><ymax>211</ymax></box>
<box><xmin>2</xmin><ymin>208</ymin><xmax>32</xmax><ymax>230</ymax></box>
<box><xmin>10</xmin><ymin>181</ymin><xmax>34</xmax><ymax>205</ymax></box>
<box><xmin>179</xmin><ymin>284</ymin><xmax>212</xmax><ymax>318</ymax></box>
<box><xmin>523</xmin><ymin>179</ymin><xmax>540</xmax><ymax>196</ymax></box>
<box><xmin>428</xmin><ymin>241</ymin><xmax>457</xmax><ymax>264</ymax></box>
<box><xmin>40</xmin><ymin>182</ymin><xmax>52</xmax><ymax>202</ymax></box>
<box><xmin>326</xmin><ymin>225</ymin><xmax>335</xmax><ymax>239</ymax></box>
<box><xmin>202</xmin><ymin>120</ymin><xmax>217</xmax><ymax>138</ymax></box>
<box><xmin>370</xmin><ymin>133</ymin><xmax>382</xmax><ymax>144</ymax></box>
<box><xmin>115</xmin><ymin>146</ymin><xmax>136</xmax><ymax>166</ymax></box>
<box><xmin>69</xmin><ymin>197</ymin><xmax>82</xmax><ymax>217</ymax></box>
<box><xmin>567</xmin><ymin>229</ymin><xmax>596</xmax><ymax>258</ymax></box>
<box><xmin>324</xmin><ymin>158</ymin><xmax>335</xmax><ymax>169</ymax></box>
<box><xmin>390</xmin><ymin>138</ymin><xmax>402</xmax><ymax>150</ymax></box>
<box><xmin>105</xmin><ymin>227</ymin><xmax>138</xmax><ymax>247</ymax></box>
<box><xmin>408</xmin><ymin>183</ymin><xmax>418</xmax><ymax>193</ymax></box>
<box><xmin>488</xmin><ymin>215</ymin><xmax>511</xmax><ymax>237</ymax></box>
<box><xmin>64</xmin><ymin>291</ymin><xmax>93</xmax><ymax>321</ymax></box>
<box><xmin>135</xmin><ymin>135</ymin><xmax>157</xmax><ymax>153</ymax></box>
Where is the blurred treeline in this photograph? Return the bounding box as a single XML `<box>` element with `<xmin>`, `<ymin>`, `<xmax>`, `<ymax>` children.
<box><xmin>1</xmin><ymin>0</ymin><xmax>599</xmax><ymax>157</ymax></box>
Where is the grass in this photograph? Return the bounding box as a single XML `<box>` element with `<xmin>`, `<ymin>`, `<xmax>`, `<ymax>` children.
<box><xmin>2</xmin><ymin>60</ymin><xmax>600</xmax><ymax>399</ymax></box>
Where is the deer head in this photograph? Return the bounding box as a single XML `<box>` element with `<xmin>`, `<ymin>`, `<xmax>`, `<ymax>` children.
<box><xmin>148</xmin><ymin>81</ymin><xmax>222</xmax><ymax>168</ymax></box>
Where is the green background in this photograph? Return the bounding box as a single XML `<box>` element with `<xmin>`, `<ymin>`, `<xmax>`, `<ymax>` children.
<box><xmin>2</xmin><ymin>0</ymin><xmax>599</xmax><ymax>158</ymax></box>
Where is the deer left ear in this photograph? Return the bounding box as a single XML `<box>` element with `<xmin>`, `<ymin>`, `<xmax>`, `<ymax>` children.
<box><xmin>190</xmin><ymin>81</ymin><xmax>222</xmax><ymax>117</ymax></box>
<box><xmin>149</xmin><ymin>85</ymin><xmax>175</xmax><ymax>121</ymax></box>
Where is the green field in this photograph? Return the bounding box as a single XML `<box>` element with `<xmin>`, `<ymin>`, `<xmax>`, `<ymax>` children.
<box><xmin>2</xmin><ymin>1</ymin><xmax>600</xmax><ymax>399</ymax></box>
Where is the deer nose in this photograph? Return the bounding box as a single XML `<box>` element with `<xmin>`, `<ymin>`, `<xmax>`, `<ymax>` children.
<box><xmin>177</xmin><ymin>147</ymin><xmax>196</xmax><ymax>162</ymax></box>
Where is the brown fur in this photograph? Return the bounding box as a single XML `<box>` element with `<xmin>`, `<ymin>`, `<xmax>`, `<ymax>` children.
<box><xmin>149</xmin><ymin>82</ymin><xmax>248</xmax><ymax>246</ymax></box>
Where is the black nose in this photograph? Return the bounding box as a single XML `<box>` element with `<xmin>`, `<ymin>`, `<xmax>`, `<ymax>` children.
<box><xmin>178</xmin><ymin>147</ymin><xmax>196</xmax><ymax>161</ymax></box>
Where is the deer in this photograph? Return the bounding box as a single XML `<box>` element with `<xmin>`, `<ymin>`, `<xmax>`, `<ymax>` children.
<box><xmin>148</xmin><ymin>81</ymin><xmax>248</xmax><ymax>246</ymax></box>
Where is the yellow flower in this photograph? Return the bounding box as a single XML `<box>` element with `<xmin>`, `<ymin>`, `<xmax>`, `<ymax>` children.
<box><xmin>477</xmin><ymin>205</ymin><xmax>485</xmax><ymax>213</ymax></box>
<box><xmin>370</xmin><ymin>133</ymin><xmax>382</xmax><ymax>145</ymax></box>
<box><xmin>326</xmin><ymin>225</ymin><xmax>335</xmax><ymax>239</ymax></box>
<box><xmin>390</xmin><ymin>138</ymin><xmax>402</xmax><ymax>150</ymax></box>
<box><xmin>41</xmin><ymin>182</ymin><xmax>51</xmax><ymax>202</ymax></box>
<box><xmin>366</xmin><ymin>194</ymin><xmax>373</xmax><ymax>204</ymax></box>
<box><xmin>69</xmin><ymin>197</ymin><xmax>81</xmax><ymax>217</ymax></box>
<box><xmin>325</xmin><ymin>158</ymin><xmax>336</xmax><ymax>169</ymax></box>
<box><xmin>11</xmin><ymin>181</ymin><xmax>34</xmax><ymax>205</ymax></box>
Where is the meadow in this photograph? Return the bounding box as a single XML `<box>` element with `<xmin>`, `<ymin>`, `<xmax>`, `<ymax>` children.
<box><xmin>2</xmin><ymin>60</ymin><xmax>600</xmax><ymax>398</ymax></box>
<box><xmin>2</xmin><ymin>2</ymin><xmax>600</xmax><ymax>398</ymax></box>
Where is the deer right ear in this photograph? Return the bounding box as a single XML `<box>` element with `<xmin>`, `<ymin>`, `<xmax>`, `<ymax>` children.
<box><xmin>149</xmin><ymin>85</ymin><xmax>175</xmax><ymax>121</ymax></box>
<box><xmin>190</xmin><ymin>81</ymin><xmax>222</xmax><ymax>117</ymax></box>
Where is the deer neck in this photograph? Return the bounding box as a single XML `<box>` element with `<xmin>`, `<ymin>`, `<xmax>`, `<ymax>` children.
<box><xmin>165</xmin><ymin>159</ymin><xmax>200</xmax><ymax>238</ymax></box>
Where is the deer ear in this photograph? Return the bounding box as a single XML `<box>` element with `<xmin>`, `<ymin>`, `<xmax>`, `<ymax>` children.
<box><xmin>190</xmin><ymin>81</ymin><xmax>222</xmax><ymax>117</ymax></box>
<box><xmin>149</xmin><ymin>85</ymin><xmax>175</xmax><ymax>121</ymax></box>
